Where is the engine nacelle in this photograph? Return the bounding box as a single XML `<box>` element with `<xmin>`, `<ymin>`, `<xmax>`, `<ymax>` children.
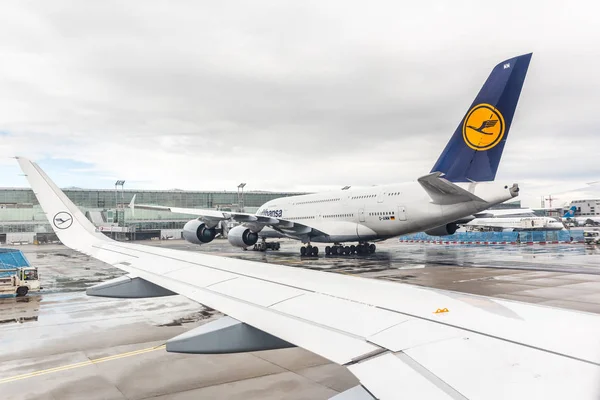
<box><xmin>425</xmin><ymin>223</ymin><xmax>459</xmax><ymax>236</ymax></box>
<box><xmin>228</xmin><ymin>225</ymin><xmax>259</xmax><ymax>248</ymax></box>
<box><xmin>183</xmin><ymin>220</ymin><xmax>216</xmax><ymax>245</ymax></box>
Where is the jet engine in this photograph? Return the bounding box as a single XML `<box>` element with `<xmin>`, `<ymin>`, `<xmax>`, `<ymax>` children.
<box><xmin>425</xmin><ymin>223</ymin><xmax>459</xmax><ymax>236</ymax></box>
<box><xmin>228</xmin><ymin>225</ymin><xmax>259</xmax><ymax>248</ymax></box>
<box><xmin>183</xmin><ymin>219</ymin><xmax>216</xmax><ymax>245</ymax></box>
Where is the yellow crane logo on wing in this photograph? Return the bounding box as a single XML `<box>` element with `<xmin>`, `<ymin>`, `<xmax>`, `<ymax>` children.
<box><xmin>462</xmin><ymin>103</ymin><xmax>505</xmax><ymax>151</ymax></box>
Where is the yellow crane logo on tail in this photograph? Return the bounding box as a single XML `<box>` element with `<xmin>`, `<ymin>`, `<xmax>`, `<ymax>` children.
<box><xmin>463</xmin><ymin>103</ymin><xmax>505</xmax><ymax>151</ymax></box>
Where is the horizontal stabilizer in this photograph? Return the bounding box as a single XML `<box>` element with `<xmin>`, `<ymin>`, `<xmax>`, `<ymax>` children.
<box><xmin>166</xmin><ymin>316</ymin><xmax>295</xmax><ymax>354</ymax></box>
<box><xmin>86</xmin><ymin>275</ymin><xmax>176</xmax><ymax>298</ymax></box>
<box><xmin>418</xmin><ymin>172</ymin><xmax>484</xmax><ymax>205</ymax></box>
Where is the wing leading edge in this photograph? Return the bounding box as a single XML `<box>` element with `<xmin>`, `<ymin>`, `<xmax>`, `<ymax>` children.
<box><xmin>17</xmin><ymin>157</ymin><xmax>600</xmax><ymax>399</ymax></box>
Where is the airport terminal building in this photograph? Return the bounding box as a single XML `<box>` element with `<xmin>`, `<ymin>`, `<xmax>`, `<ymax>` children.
<box><xmin>0</xmin><ymin>188</ymin><xmax>305</xmax><ymax>244</ymax></box>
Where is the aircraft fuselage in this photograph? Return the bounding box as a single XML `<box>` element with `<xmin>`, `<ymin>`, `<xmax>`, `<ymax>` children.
<box><xmin>255</xmin><ymin>180</ymin><xmax>516</xmax><ymax>243</ymax></box>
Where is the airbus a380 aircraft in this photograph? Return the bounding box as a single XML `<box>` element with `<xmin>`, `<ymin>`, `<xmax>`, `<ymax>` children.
<box><xmin>136</xmin><ymin>53</ymin><xmax>531</xmax><ymax>256</ymax></box>
<box><xmin>14</xmin><ymin>54</ymin><xmax>600</xmax><ymax>399</ymax></box>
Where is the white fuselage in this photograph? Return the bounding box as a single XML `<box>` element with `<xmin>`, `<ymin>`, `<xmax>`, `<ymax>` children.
<box><xmin>255</xmin><ymin>180</ymin><xmax>516</xmax><ymax>243</ymax></box>
<box><xmin>465</xmin><ymin>216</ymin><xmax>564</xmax><ymax>231</ymax></box>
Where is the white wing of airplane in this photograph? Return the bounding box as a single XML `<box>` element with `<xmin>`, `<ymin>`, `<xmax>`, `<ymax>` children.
<box><xmin>18</xmin><ymin>157</ymin><xmax>600</xmax><ymax>399</ymax></box>
<box><xmin>129</xmin><ymin>196</ymin><xmax>324</xmax><ymax>239</ymax></box>
<box><xmin>473</xmin><ymin>208</ymin><xmax>535</xmax><ymax>217</ymax></box>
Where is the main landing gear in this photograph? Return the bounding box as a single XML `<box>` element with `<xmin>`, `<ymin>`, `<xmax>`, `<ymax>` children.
<box><xmin>325</xmin><ymin>243</ymin><xmax>376</xmax><ymax>256</ymax></box>
<box><xmin>300</xmin><ymin>242</ymin><xmax>376</xmax><ymax>257</ymax></box>
<box><xmin>300</xmin><ymin>244</ymin><xmax>319</xmax><ymax>257</ymax></box>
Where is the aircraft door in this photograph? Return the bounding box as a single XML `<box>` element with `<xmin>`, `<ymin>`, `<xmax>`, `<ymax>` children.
<box><xmin>377</xmin><ymin>190</ymin><xmax>385</xmax><ymax>203</ymax></box>
<box><xmin>358</xmin><ymin>208</ymin><xmax>365</xmax><ymax>222</ymax></box>
<box><xmin>397</xmin><ymin>206</ymin><xmax>407</xmax><ymax>221</ymax></box>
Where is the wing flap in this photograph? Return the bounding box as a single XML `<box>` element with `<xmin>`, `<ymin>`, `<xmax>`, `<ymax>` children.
<box><xmin>209</xmin><ymin>276</ymin><xmax>306</xmax><ymax>308</ymax></box>
<box><xmin>404</xmin><ymin>334</ymin><xmax>600</xmax><ymax>400</ymax></box>
<box><xmin>349</xmin><ymin>353</ymin><xmax>458</xmax><ymax>399</ymax></box>
<box><xmin>163</xmin><ymin>265</ymin><xmax>238</xmax><ymax>287</ymax></box>
<box><xmin>368</xmin><ymin>319</ymin><xmax>463</xmax><ymax>352</ymax></box>
<box><xmin>270</xmin><ymin>292</ymin><xmax>410</xmax><ymax>339</ymax></box>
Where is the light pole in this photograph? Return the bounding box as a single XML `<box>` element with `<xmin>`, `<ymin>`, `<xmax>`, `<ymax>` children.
<box><xmin>114</xmin><ymin>180</ymin><xmax>125</xmax><ymax>237</ymax></box>
<box><xmin>237</xmin><ymin>183</ymin><xmax>246</xmax><ymax>212</ymax></box>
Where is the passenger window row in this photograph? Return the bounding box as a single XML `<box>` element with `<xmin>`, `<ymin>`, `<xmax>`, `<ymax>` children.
<box><xmin>368</xmin><ymin>211</ymin><xmax>395</xmax><ymax>216</ymax></box>
<box><xmin>324</xmin><ymin>214</ymin><xmax>354</xmax><ymax>218</ymax></box>
<box><xmin>387</xmin><ymin>192</ymin><xmax>400</xmax><ymax>196</ymax></box>
<box><xmin>351</xmin><ymin>195</ymin><xmax>376</xmax><ymax>200</ymax></box>
<box><xmin>294</xmin><ymin>198</ymin><xmax>340</xmax><ymax>205</ymax></box>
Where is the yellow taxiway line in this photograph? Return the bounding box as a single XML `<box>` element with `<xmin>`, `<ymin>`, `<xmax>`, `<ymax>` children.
<box><xmin>0</xmin><ymin>344</ymin><xmax>166</xmax><ymax>385</ymax></box>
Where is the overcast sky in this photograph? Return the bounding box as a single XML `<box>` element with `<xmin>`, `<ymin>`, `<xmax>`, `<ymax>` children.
<box><xmin>1</xmin><ymin>1</ymin><xmax>599</xmax><ymax>207</ymax></box>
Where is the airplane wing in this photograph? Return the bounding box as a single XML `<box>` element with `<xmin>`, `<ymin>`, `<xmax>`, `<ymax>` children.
<box><xmin>17</xmin><ymin>157</ymin><xmax>600</xmax><ymax>399</ymax></box>
<box><xmin>473</xmin><ymin>208</ymin><xmax>535</xmax><ymax>218</ymax></box>
<box><xmin>130</xmin><ymin>198</ymin><xmax>325</xmax><ymax>239</ymax></box>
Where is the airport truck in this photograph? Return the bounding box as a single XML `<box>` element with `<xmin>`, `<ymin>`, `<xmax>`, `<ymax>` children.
<box><xmin>0</xmin><ymin>249</ymin><xmax>40</xmax><ymax>297</ymax></box>
<box><xmin>584</xmin><ymin>231</ymin><xmax>600</xmax><ymax>245</ymax></box>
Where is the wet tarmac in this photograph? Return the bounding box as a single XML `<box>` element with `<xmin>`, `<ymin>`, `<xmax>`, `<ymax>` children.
<box><xmin>1</xmin><ymin>239</ymin><xmax>600</xmax><ymax>399</ymax></box>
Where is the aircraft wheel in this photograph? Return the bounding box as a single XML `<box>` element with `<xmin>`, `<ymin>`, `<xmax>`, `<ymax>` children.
<box><xmin>325</xmin><ymin>246</ymin><xmax>331</xmax><ymax>255</ymax></box>
<box><xmin>344</xmin><ymin>246</ymin><xmax>350</xmax><ymax>255</ymax></box>
<box><xmin>312</xmin><ymin>246</ymin><xmax>319</xmax><ymax>256</ymax></box>
<box><xmin>300</xmin><ymin>247</ymin><xmax>307</xmax><ymax>256</ymax></box>
<box><xmin>350</xmin><ymin>245</ymin><xmax>356</xmax><ymax>254</ymax></box>
<box><xmin>369</xmin><ymin>243</ymin><xmax>376</xmax><ymax>254</ymax></box>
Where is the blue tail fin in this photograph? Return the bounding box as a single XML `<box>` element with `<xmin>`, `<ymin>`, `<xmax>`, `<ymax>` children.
<box><xmin>431</xmin><ymin>53</ymin><xmax>532</xmax><ymax>182</ymax></box>
<box><xmin>564</xmin><ymin>206</ymin><xmax>577</xmax><ymax>218</ymax></box>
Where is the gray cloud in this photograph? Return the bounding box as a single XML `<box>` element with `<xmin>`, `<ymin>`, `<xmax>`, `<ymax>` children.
<box><xmin>0</xmin><ymin>1</ymin><xmax>599</xmax><ymax>206</ymax></box>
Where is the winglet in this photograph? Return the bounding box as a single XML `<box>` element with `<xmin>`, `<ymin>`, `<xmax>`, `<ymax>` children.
<box><xmin>129</xmin><ymin>194</ymin><xmax>136</xmax><ymax>217</ymax></box>
<box><xmin>15</xmin><ymin>157</ymin><xmax>109</xmax><ymax>254</ymax></box>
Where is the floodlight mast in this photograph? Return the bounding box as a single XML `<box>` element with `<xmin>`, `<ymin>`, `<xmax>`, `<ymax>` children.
<box><xmin>237</xmin><ymin>183</ymin><xmax>246</xmax><ymax>212</ymax></box>
<box><xmin>114</xmin><ymin>180</ymin><xmax>125</xmax><ymax>230</ymax></box>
